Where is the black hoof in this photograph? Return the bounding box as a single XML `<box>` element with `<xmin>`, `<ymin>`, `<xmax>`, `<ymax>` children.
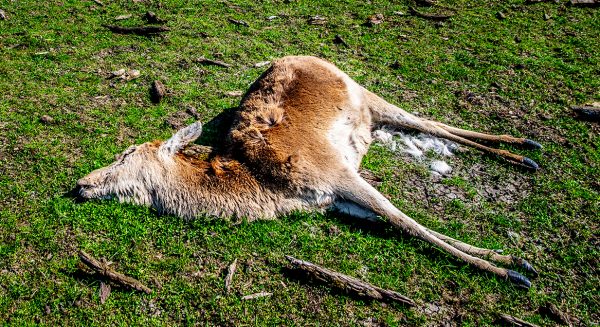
<box><xmin>512</xmin><ymin>257</ymin><xmax>538</xmax><ymax>277</ymax></box>
<box><xmin>507</xmin><ymin>270</ymin><xmax>531</xmax><ymax>289</ymax></box>
<box><xmin>523</xmin><ymin>139</ymin><xmax>543</xmax><ymax>150</ymax></box>
<box><xmin>522</xmin><ymin>157</ymin><xmax>540</xmax><ymax>170</ymax></box>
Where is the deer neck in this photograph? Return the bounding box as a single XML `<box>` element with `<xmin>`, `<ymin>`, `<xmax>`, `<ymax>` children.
<box><xmin>152</xmin><ymin>154</ymin><xmax>294</xmax><ymax>220</ymax></box>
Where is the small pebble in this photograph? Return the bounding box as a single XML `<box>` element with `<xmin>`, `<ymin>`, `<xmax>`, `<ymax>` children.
<box><xmin>254</xmin><ymin>61</ymin><xmax>270</xmax><ymax>68</ymax></box>
<box><xmin>40</xmin><ymin>115</ymin><xmax>54</xmax><ymax>124</ymax></box>
<box><xmin>126</xmin><ymin>69</ymin><xmax>140</xmax><ymax>80</ymax></box>
<box><xmin>111</xmin><ymin>68</ymin><xmax>126</xmax><ymax>78</ymax></box>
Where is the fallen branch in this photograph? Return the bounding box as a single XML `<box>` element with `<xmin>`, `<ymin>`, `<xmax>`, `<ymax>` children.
<box><xmin>333</xmin><ymin>34</ymin><xmax>349</xmax><ymax>47</ymax></box>
<box><xmin>285</xmin><ymin>255</ymin><xmax>415</xmax><ymax>306</ymax></box>
<box><xmin>569</xmin><ymin>0</ymin><xmax>598</xmax><ymax>6</ymax></box>
<box><xmin>78</xmin><ymin>250</ymin><xmax>152</xmax><ymax>294</ymax></box>
<box><xmin>195</xmin><ymin>57</ymin><xmax>231</xmax><ymax>68</ymax></box>
<box><xmin>102</xmin><ymin>24</ymin><xmax>169</xmax><ymax>35</ymax></box>
<box><xmin>228</xmin><ymin>18</ymin><xmax>249</xmax><ymax>27</ymax></box>
<box><xmin>408</xmin><ymin>6</ymin><xmax>455</xmax><ymax>20</ymax></box>
<box><xmin>539</xmin><ymin>303</ymin><xmax>573</xmax><ymax>326</ymax></box>
<box><xmin>224</xmin><ymin>259</ymin><xmax>237</xmax><ymax>293</ymax></box>
<box><xmin>241</xmin><ymin>292</ymin><xmax>272</xmax><ymax>300</ymax></box>
<box><xmin>572</xmin><ymin>105</ymin><xmax>600</xmax><ymax>121</ymax></box>
<box><xmin>498</xmin><ymin>314</ymin><xmax>540</xmax><ymax>327</ymax></box>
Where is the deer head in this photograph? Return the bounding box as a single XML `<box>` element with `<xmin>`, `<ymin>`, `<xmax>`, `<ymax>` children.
<box><xmin>76</xmin><ymin>122</ymin><xmax>203</xmax><ymax>204</ymax></box>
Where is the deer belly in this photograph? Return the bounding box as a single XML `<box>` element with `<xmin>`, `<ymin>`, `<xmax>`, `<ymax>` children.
<box><xmin>327</xmin><ymin>115</ymin><xmax>372</xmax><ymax>170</ymax></box>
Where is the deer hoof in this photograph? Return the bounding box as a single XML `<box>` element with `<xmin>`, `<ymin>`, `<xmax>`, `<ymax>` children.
<box><xmin>522</xmin><ymin>157</ymin><xmax>539</xmax><ymax>170</ymax></box>
<box><xmin>523</xmin><ymin>139</ymin><xmax>543</xmax><ymax>149</ymax></box>
<box><xmin>507</xmin><ymin>270</ymin><xmax>531</xmax><ymax>289</ymax></box>
<box><xmin>511</xmin><ymin>257</ymin><xmax>538</xmax><ymax>277</ymax></box>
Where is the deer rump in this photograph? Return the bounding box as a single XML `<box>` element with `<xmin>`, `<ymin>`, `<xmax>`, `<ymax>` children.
<box><xmin>77</xmin><ymin>56</ymin><xmax>541</xmax><ymax>288</ymax></box>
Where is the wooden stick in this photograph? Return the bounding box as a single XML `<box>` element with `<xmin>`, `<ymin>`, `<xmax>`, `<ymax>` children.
<box><xmin>285</xmin><ymin>256</ymin><xmax>415</xmax><ymax>306</ymax></box>
<box><xmin>78</xmin><ymin>250</ymin><xmax>152</xmax><ymax>294</ymax></box>
<box><xmin>228</xmin><ymin>18</ymin><xmax>249</xmax><ymax>27</ymax></box>
<box><xmin>569</xmin><ymin>0</ymin><xmax>598</xmax><ymax>6</ymax></box>
<box><xmin>241</xmin><ymin>292</ymin><xmax>272</xmax><ymax>300</ymax></box>
<box><xmin>498</xmin><ymin>314</ymin><xmax>540</xmax><ymax>327</ymax></box>
<box><xmin>224</xmin><ymin>259</ymin><xmax>237</xmax><ymax>293</ymax></box>
<box><xmin>195</xmin><ymin>57</ymin><xmax>231</xmax><ymax>68</ymax></box>
<box><xmin>572</xmin><ymin>105</ymin><xmax>600</xmax><ymax>121</ymax></box>
<box><xmin>408</xmin><ymin>6</ymin><xmax>455</xmax><ymax>20</ymax></box>
<box><xmin>102</xmin><ymin>25</ymin><xmax>170</xmax><ymax>35</ymax></box>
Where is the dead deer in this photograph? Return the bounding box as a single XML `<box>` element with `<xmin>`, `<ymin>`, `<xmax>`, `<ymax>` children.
<box><xmin>77</xmin><ymin>56</ymin><xmax>540</xmax><ymax>288</ymax></box>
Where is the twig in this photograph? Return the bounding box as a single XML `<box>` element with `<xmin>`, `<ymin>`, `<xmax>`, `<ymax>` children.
<box><xmin>144</xmin><ymin>11</ymin><xmax>166</xmax><ymax>24</ymax></box>
<box><xmin>572</xmin><ymin>105</ymin><xmax>600</xmax><ymax>121</ymax></box>
<box><xmin>569</xmin><ymin>0</ymin><xmax>598</xmax><ymax>6</ymax></box>
<box><xmin>498</xmin><ymin>314</ymin><xmax>540</xmax><ymax>327</ymax></box>
<box><xmin>333</xmin><ymin>34</ymin><xmax>349</xmax><ymax>47</ymax></box>
<box><xmin>102</xmin><ymin>25</ymin><xmax>170</xmax><ymax>35</ymax></box>
<box><xmin>408</xmin><ymin>6</ymin><xmax>455</xmax><ymax>20</ymax></box>
<box><xmin>241</xmin><ymin>292</ymin><xmax>272</xmax><ymax>300</ymax></box>
<box><xmin>92</xmin><ymin>0</ymin><xmax>104</xmax><ymax>6</ymax></box>
<box><xmin>78</xmin><ymin>250</ymin><xmax>152</xmax><ymax>294</ymax></box>
<box><xmin>228</xmin><ymin>18</ymin><xmax>249</xmax><ymax>27</ymax></box>
<box><xmin>285</xmin><ymin>256</ymin><xmax>415</xmax><ymax>306</ymax></box>
<box><xmin>540</xmin><ymin>303</ymin><xmax>573</xmax><ymax>326</ymax></box>
<box><xmin>224</xmin><ymin>259</ymin><xmax>237</xmax><ymax>293</ymax></box>
<box><xmin>195</xmin><ymin>57</ymin><xmax>231</xmax><ymax>68</ymax></box>
<box><xmin>99</xmin><ymin>282</ymin><xmax>111</xmax><ymax>304</ymax></box>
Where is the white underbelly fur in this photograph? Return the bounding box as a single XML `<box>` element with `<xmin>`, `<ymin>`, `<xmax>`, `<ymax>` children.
<box><xmin>326</xmin><ymin>70</ymin><xmax>372</xmax><ymax>170</ymax></box>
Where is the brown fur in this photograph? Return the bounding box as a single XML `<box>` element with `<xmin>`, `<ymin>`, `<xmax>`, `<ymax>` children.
<box><xmin>77</xmin><ymin>56</ymin><xmax>540</xmax><ymax>287</ymax></box>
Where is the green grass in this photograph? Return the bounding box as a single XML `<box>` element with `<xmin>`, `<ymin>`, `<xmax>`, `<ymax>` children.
<box><xmin>1</xmin><ymin>0</ymin><xmax>598</xmax><ymax>325</ymax></box>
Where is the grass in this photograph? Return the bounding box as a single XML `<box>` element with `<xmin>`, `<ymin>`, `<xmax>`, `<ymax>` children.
<box><xmin>0</xmin><ymin>0</ymin><xmax>598</xmax><ymax>325</ymax></box>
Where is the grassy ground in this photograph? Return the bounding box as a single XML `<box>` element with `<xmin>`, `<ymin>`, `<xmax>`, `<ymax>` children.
<box><xmin>1</xmin><ymin>0</ymin><xmax>598</xmax><ymax>325</ymax></box>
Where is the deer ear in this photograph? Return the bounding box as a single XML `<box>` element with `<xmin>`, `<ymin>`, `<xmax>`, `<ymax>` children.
<box><xmin>159</xmin><ymin>121</ymin><xmax>203</xmax><ymax>157</ymax></box>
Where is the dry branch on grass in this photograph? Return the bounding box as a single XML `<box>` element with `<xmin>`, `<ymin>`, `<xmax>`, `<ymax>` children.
<box><xmin>241</xmin><ymin>292</ymin><xmax>272</xmax><ymax>300</ymax></box>
<box><xmin>195</xmin><ymin>57</ymin><xmax>232</xmax><ymax>68</ymax></box>
<box><xmin>78</xmin><ymin>250</ymin><xmax>152</xmax><ymax>294</ymax></box>
<box><xmin>570</xmin><ymin>0</ymin><xmax>598</xmax><ymax>6</ymax></box>
<box><xmin>99</xmin><ymin>282</ymin><xmax>111</xmax><ymax>304</ymax></box>
<box><xmin>224</xmin><ymin>259</ymin><xmax>237</xmax><ymax>293</ymax></box>
<box><xmin>572</xmin><ymin>105</ymin><xmax>600</xmax><ymax>121</ymax></box>
<box><xmin>408</xmin><ymin>6</ymin><xmax>455</xmax><ymax>20</ymax></box>
<box><xmin>285</xmin><ymin>256</ymin><xmax>415</xmax><ymax>306</ymax></box>
<box><xmin>228</xmin><ymin>18</ymin><xmax>249</xmax><ymax>27</ymax></box>
<box><xmin>498</xmin><ymin>314</ymin><xmax>540</xmax><ymax>327</ymax></box>
<box><xmin>102</xmin><ymin>25</ymin><xmax>169</xmax><ymax>35</ymax></box>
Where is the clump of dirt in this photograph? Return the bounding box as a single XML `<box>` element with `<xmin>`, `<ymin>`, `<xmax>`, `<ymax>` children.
<box><xmin>414</xmin><ymin>281</ymin><xmax>471</xmax><ymax>326</ymax></box>
<box><xmin>393</xmin><ymin>156</ymin><xmax>532</xmax><ymax>217</ymax></box>
<box><xmin>165</xmin><ymin>110</ymin><xmax>195</xmax><ymax>130</ymax></box>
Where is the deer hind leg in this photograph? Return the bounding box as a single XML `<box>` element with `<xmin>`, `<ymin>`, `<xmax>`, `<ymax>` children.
<box><xmin>424</xmin><ymin>228</ymin><xmax>537</xmax><ymax>276</ymax></box>
<box><xmin>432</xmin><ymin>122</ymin><xmax>542</xmax><ymax>150</ymax></box>
<box><xmin>333</xmin><ymin>171</ymin><xmax>534</xmax><ymax>287</ymax></box>
<box><xmin>333</xmin><ymin>200</ymin><xmax>537</xmax><ymax>278</ymax></box>
<box><xmin>366</xmin><ymin>92</ymin><xmax>541</xmax><ymax>170</ymax></box>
